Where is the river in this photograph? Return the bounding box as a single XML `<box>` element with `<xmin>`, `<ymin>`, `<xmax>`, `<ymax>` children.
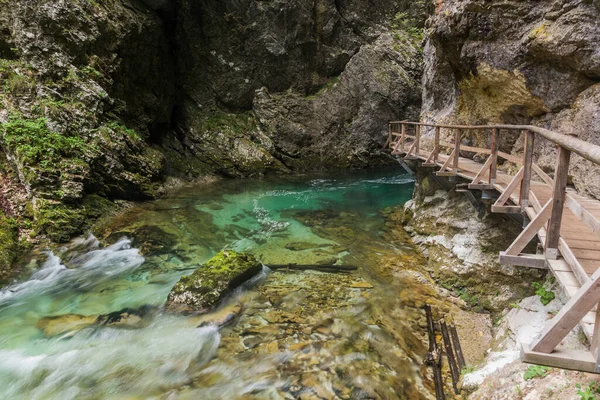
<box><xmin>0</xmin><ymin>167</ymin><xmax>444</xmax><ymax>399</ymax></box>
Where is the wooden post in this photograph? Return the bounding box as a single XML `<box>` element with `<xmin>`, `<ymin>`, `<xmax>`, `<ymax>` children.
<box><xmin>531</xmin><ymin>269</ymin><xmax>600</xmax><ymax>353</ymax></box>
<box><xmin>591</xmin><ymin>305</ymin><xmax>600</xmax><ymax>364</ymax></box>
<box><xmin>490</xmin><ymin>128</ymin><xmax>498</xmax><ymax>185</ymax></box>
<box><xmin>434</xmin><ymin>126</ymin><xmax>440</xmax><ymax>163</ymax></box>
<box><xmin>415</xmin><ymin>124</ymin><xmax>421</xmax><ymax>156</ymax></box>
<box><xmin>520</xmin><ymin>130</ymin><xmax>535</xmax><ymax>211</ymax></box>
<box><xmin>453</xmin><ymin>129</ymin><xmax>461</xmax><ymax>174</ymax></box>
<box><xmin>545</xmin><ymin>146</ymin><xmax>571</xmax><ymax>259</ymax></box>
<box><xmin>387</xmin><ymin>123</ymin><xmax>392</xmax><ymax>149</ymax></box>
<box><xmin>401</xmin><ymin>123</ymin><xmax>406</xmax><ymax>152</ymax></box>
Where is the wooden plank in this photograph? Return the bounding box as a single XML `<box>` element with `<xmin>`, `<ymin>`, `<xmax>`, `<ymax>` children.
<box><xmin>565</xmin><ymin>194</ymin><xmax>600</xmax><ymax>237</ymax></box>
<box><xmin>520</xmin><ymin>130</ymin><xmax>535</xmax><ymax>211</ymax></box>
<box><xmin>521</xmin><ymin>345</ymin><xmax>597</xmax><ymax>373</ymax></box>
<box><xmin>560</xmin><ymin>239</ymin><xmax>592</xmax><ymax>285</ymax></box>
<box><xmin>564</xmin><ymin>240</ymin><xmax>600</xmax><ymax>251</ymax></box>
<box><xmin>504</xmin><ymin>200</ymin><xmax>552</xmax><ymax>256</ymax></box>
<box><xmin>546</xmin><ymin>147</ymin><xmax>572</xmax><ymax>259</ymax></box>
<box><xmin>498</xmin><ymin>253</ymin><xmax>547</xmax><ymax>268</ymax></box>
<box><xmin>531</xmin><ymin>269</ymin><xmax>600</xmax><ymax>353</ymax></box>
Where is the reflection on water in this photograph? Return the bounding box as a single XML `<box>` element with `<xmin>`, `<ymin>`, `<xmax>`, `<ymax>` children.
<box><xmin>0</xmin><ymin>167</ymin><xmax>437</xmax><ymax>399</ymax></box>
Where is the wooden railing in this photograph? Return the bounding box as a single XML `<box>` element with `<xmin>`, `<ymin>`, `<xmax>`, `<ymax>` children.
<box><xmin>387</xmin><ymin>120</ymin><xmax>600</xmax><ymax>372</ymax></box>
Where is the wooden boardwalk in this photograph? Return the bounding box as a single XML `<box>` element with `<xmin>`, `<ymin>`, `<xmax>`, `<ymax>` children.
<box><xmin>387</xmin><ymin>121</ymin><xmax>600</xmax><ymax>373</ymax></box>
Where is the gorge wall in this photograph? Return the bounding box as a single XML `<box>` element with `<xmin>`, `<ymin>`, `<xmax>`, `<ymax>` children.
<box><xmin>0</xmin><ymin>0</ymin><xmax>426</xmax><ymax>273</ymax></box>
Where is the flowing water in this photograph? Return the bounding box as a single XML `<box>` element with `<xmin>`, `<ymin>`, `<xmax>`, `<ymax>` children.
<box><xmin>0</xmin><ymin>167</ymin><xmax>444</xmax><ymax>399</ymax></box>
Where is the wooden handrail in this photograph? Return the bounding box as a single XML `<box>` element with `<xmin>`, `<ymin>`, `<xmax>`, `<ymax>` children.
<box><xmin>388</xmin><ymin>119</ymin><xmax>600</xmax><ymax>368</ymax></box>
<box><xmin>388</xmin><ymin>121</ymin><xmax>600</xmax><ymax>165</ymax></box>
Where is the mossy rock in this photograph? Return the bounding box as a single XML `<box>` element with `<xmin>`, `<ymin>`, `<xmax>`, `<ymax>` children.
<box><xmin>0</xmin><ymin>216</ymin><xmax>19</xmax><ymax>281</ymax></box>
<box><xmin>166</xmin><ymin>250</ymin><xmax>262</xmax><ymax>313</ymax></box>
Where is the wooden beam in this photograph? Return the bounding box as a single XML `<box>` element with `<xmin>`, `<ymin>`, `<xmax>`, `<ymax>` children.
<box><xmin>453</xmin><ymin>129</ymin><xmax>461</xmax><ymax>174</ymax></box>
<box><xmin>437</xmin><ymin>150</ymin><xmax>455</xmax><ymax>174</ymax></box>
<box><xmin>498</xmin><ymin>253</ymin><xmax>547</xmax><ymax>268</ymax></box>
<box><xmin>521</xmin><ymin>345</ymin><xmax>598</xmax><ymax>373</ymax></box>
<box><xmin>504</xmin><ymin>200</ymin><xmax>552</xmax><ymax>256</ymax></box>
<box><xmin>493</xmin><ymin>167</ymin><xmax>525</xmax><ymax>208</ymax></box>
<box><xmin>490</xmin><ymin>128</ymin><xmax>498</xmax><ymax>185</ymax></box>
<box><xmin>592</xmin><ymin>306</ymin><xmax>600</xmax><ymax>360</ymax></box>
<box><xmin>401</xmin><ymin>123</ymin><xmax>406</xmax><ymax>152</ymax></box>
<box><xmin>546</xmin><ymin>147</ymin><xmax>572</xmax><ymax>259</ymax></box>
<box><xmin>468</xmin><ymin>184</ymin><xmax>495</xmax><ymax>190</ymax></box>
<box><xmin>471</xmin><ymin>155</ymin><xmax>493</xmax><ymax>186</ymax></box>
<box><xmin>415</xmin><ymin>124</ymin><xmax>421</xmax><ymax>156</ymax></box>
<box><xmin>533</xmin><ymin>164</ymin><xmax>554</xmax><ymax>186</ymax></box>
<box><xmin>531</xmin><ymin>269</ymin><xmax>600</xmax><ymax>353</ymax></box>
<box><xmin>491</xmin><ymin>205</ymin><xmax>523</xmax><ymax>214</ymax></box>
<box><xmin>520</xmin><ymin>130</ymin><xmax>535</xmax><ymax>211</ymax></box>
<box><xmin>498</xmin><ymin>151</ymin><xmax>523</xmax><ymax>165</ymax></box>
<box><xmin>434</xmin><ymin>126</ymin><xmax>440</xmax><ymax>163</ymax></box>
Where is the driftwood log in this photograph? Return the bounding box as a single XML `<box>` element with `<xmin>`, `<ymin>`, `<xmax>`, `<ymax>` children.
<box><xmin>266</xmin><ymin>264</ymin><xmax>358</xmax><ymax>273</ymax></box>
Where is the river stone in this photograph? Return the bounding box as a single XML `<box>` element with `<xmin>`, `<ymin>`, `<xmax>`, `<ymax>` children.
<box><xmin>166</xmin><ymin>251</ymin><xmax>262</xmax><ymax>313</ymax></box>
<box><xmin>36</xmin><ymin>314</ymin><xmax>98</xmax><ymax>337</ymax></box>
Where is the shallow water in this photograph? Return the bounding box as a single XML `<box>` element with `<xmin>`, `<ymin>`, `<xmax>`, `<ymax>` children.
<box><xmin>0</xmin><ymin>167</ymin><xmax>441</xmax><ymax>399</ymax></box>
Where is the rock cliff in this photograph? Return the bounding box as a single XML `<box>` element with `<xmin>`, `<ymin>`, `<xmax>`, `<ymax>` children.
<box><xmin>0</xmin><ymin>0</ymin><xmax>426</xmax><ymax>271</ymax></box>
<box><xmin>422</xmin><ymin>0</ymin><xmax>600</xmax><ymax>197</ymax></box>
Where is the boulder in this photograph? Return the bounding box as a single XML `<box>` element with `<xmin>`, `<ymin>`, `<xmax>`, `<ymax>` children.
<box><xmin>166</xmin><ymin>250</ymin><xmax>262</xmax><ymax>313</ymax></box>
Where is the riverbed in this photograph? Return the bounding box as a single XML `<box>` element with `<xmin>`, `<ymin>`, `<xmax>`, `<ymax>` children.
<box><xmin>0</xmin><ymin>168</ymin><xmax>450</xmax><ymax>399</ymax></box>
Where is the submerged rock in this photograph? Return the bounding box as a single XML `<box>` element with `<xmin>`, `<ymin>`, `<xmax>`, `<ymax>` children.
<box><xmin>166</xmin><ymin>251</ymin><xmax>262</xmax><ymax>313</ymax></box>
<box><xmin>36</xmin><ymin>306</ymin><xmax>158</xmax><ymax>338</ymax></box>
<box><xmin>37</xmin><ymin>314</ymin><xmax>98</xmax><ymax>337</ymax></box>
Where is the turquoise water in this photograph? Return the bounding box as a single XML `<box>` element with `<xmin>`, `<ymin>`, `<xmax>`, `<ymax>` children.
<box><xmin>0</xmin><ymin>167</ymin><xmax>418</xmax><ymax>399</ymax></box>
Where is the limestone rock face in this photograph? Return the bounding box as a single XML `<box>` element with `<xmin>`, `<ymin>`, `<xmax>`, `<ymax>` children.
<box><xmin>168</xmin><ymin>0</ymin><xmax>426</xmax><ymax>175</ymax></box>
<box><xmin>422</xmin><ymin>0</ymin><xmax>600</xmax><ymax>197</ymax></box>
<box><xmin>166</xmin><ymin>251</ymin><xmax>262</xmax><ymax>313</ymax></box>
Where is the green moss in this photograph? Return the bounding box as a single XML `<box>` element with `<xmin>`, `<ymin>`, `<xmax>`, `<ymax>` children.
<box><xmin>1</xmin><ymin>117</ymin><xmax>88</xmax><ymax>170</ymax></box>
<box><xmin>307</xmin><ymin>76</ymin><xmax>340</xmax><ymax>99</ymax></box>
<box><xmin>33</xmin><ymin>195</ymin><xmax>115</xmax><ymax>242</ymax></box>
<box><xmin>0</xmin><ymin>215</ymin><xmax>18</xmax><ymax>269</ymax></box>
<box><xmin>201</xmin><ymin>110</ymin><xmax>256</xmax><ymax>134</ymax></box>
<box><xmin>168</xmin><ymin>250</ymin><xmax>262</xmax><ymax>311</ymax></box>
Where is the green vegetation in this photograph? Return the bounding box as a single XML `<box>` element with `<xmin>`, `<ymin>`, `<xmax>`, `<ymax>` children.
<box><xmin>576</xmin><ymin>382</ymin><xmax>600</xmax><ymax>399</ymax></box>
<box><xmin>532</xmin><ymin>282</ymin><xmax>555</xmax><ymax>305</ymax></box>
<box><xmin>169</xmin><ymin>250</ymin><xmax>262</xmax><ymax>310</ymax></box>
<box><xmin>201</xmin><ymin>110</ymin><xmax>256</xmax><ymax>134</ymax></box>
<box><xmin>523</xmin><ymin>365</ymin><xmax>550</xmax><ymax>380</ymax></box>
<box><xmin>0</xmin><ymin>215</ymin><xmax>18</xmax><ymax>271</ymax></box>
<box><xmin>1</xmin><ymin>117</ymin><xmax>87</xmax><ymax>169</ymax></box>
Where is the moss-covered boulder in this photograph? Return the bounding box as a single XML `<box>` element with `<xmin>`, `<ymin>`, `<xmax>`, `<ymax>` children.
<box><xmin>166</xmin><ymin>251</ymin><xmax>262</xmax><ymax>313</ymax></box>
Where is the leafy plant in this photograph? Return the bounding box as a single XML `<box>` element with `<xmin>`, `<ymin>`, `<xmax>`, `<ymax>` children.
<box><xmin>576</xmin><ymin>382</ymin><xmax>600</xmax><ymax>400</ymax></box>
<box><xmin>523</xmin><ymin>365</ymin><xmax>550</xmax><ymax>380</ymax></box>
<box><xmin>532</xmin><ymin>282</ymin><xmax>555</xmax><ymax>305</ymax></box>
